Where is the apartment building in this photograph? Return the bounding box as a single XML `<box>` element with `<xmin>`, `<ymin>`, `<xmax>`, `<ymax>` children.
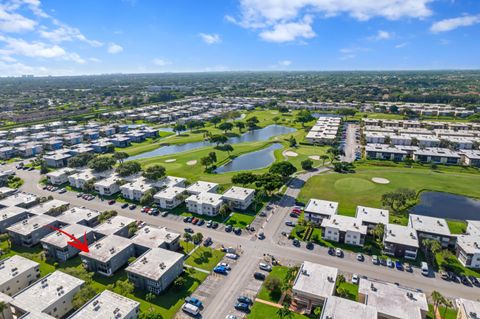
<box><xmin>186</xmin><ymin>192</ymin><xmax>223</xmax><ymax>216</ymax></box>
<box><xmin>321</xmin><ymin>215</ymin><xmax>367</xmax><ymax>246</ymax></box>
<box><xmin>93</xmin><ymin>215</ymin><xmax>135</xmax><ymax>237</ymax></box>
<box><xmin>304</xmin><ymin>199</ymin><xmax>338</xmax><ymax>224</ymax></box>
<box><xmin>320</xmin><ymin>296</ymin><xmax>377</xmax><ymax>319</ymax></box>
<box><xmin>383</xmin><ymin>224</ymin><xmax>419</xmax><ymax>260</ymax></box>
<box><xmin>456</xmin><ymin>298</ymin><xmax>480</xmax><ymax>319</ymax></box>
<box><xmin>355</xmin><ymin>206</ymin><xmax>389</xmax><ymax>231</ymax></box>
<box><xmin>408</xmin><ymin>214</ymin><xmax>455</xmax><ymax>248</ymax></box>
<box><xmin>0</xmin><ymin>206</ymin><xmax>30</xmax><ymax>233</ymax></box>
<box><xmin>132</xmin><ymin>226</ymin><xmax>181</xmax><ymax>252</ymax></box>
<box><xmin>46</xmin><ymin>168</ymin><xmax>76</xmax><ymax>185</ymax></box>
<box><xmin>7</xmin><ymin>215</ymin><xmax>60</xmax><ymax>247</ymax></box>
<box><xmin>221</xmin><ymin>186</ymin><xmax>255</xmax><ymax>210</ymax></box>
<box><xmin>153</xmin><ymin>187</ymin><xmax>186</xmax><ymax>209</ymax></box>
<box><xmin>56</xmin><ymin>207</ymin><xmax>100</xmax><ymax>227</ymax></box>
<box><xmin>68</xmin><ymin>169</ymin><xmax>97</xmax><ymax>190</ymax></box>
<box><xmin>186</xmin><ymin>181</ymin><xmax>219</xmax><ymax>195</ymax></box>
<box><xmin>94</xmin><ymin>175</ymin><xmax>120</xmax><ymax>196</ymax></box>
<box><xmin>41</xmin><ymin>224</ymin><xmax>95</xmax><ymax>262</ymax></box>
<box><xmin>67</xmin><ymin>290</ymin><xmax>139</xmax><ymax>319</ymax></box>
<box><xmin>0</xmin><ymin>256</ymin><xmax>40</xmax><ymax>296</ymax></box>
<box><xmin>456</xmin><ymin>235</ymin><xmax>480</xmax><ymax>269</ymax></box>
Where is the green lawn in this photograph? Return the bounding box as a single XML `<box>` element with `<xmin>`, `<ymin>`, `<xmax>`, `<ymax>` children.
<box><xmin>427</xmin><ymin>304</ymin><xmax>458</xmax><ymax>319</ymax></box>
<box><xmin>225</xmin><ymin>212</ymin><xmax>256</xmax><ymax>229</ymax></box>
<box><xmin>298</xmin><ymin>162</ymin><xmax>480</xmax><ymax>217</ymax></box>
<box><xmin>435</xmin><ymin>249</ymin><xmax>480</xmax><ymax>277</ymax></box>
<box><xmin>257</xmin><ymin>266</ymin><xmax>289</xmax><ymax>303</ymax></box>
<box><xmin>184</xmin><ymin>246</ymin><xmax>225</xmax><ymax>271</ymax></box>
<box><xmin>247</xmin><ymin>302</ymin><xmax>312</xmax><ymax>319</ymax></box>
<box><xmin>1</xmin><ymin>243</ymin><xmax>208</xmax><ymax>318</ymax></box>
<box><xmin>336</xmin><ymin>282</ymin><xmax>359</xmax><ymax>301</ymax></box>
<box><xmin>117</xmin><ymin>132</ymin><xmax>174</xmax><ymax>156</ymax></box>
<box><xmin>447</xmin><ymin>220</ymin><xmax>467</xmax><ymax>234</ymax></box>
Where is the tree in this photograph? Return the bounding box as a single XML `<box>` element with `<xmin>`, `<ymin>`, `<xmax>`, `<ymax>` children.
<box><xmin>231</xmin><ymin>172</ymin><xmax>257</xmax><ymax>186</ymax></box>
<box><xmin>192</xmin><ymin>232</ymin><xmax>204</xmax><ymax>244</ymax></box>
<box><xmin>296</xmin><ymin>110</ymin><xmax>314</xmax><ymax>127</ymax></box>
<box><xmin>333</xmin><ymin>161</ymin><xmax>355</xmax><ymax>173</ymax></box>
<box><xmin>142</xmin><ymin>165</ymin><xmax>166</xmax><ymax>181</ymax></box>
<box><xmin>320</xmin><ymin>154</ymin><xmax>329</xmax><ymax>166</ymax></box>
<box><xmin>327</xmin><ymin>147</ymin><xmax>340</xmax><ymax>163</ymax></box>
<box><xmin>72</xmin><ymin>285</ymin><xmax>97</xmax><ymax>310</ymax></box>
<box><xmin>173</xmin><ymin>123</ymin><xmax>186</xmax><ymax>135</ymax></box>
<box><xmin>381</xmin><ymin>188</ymin><xmax>416</xmax><ymax>213</ymax></box>
<box><xmin>200</xmin><ymin>156</ymin><xmax>213</xmax><ymax>170</ymax></box>
<box><xmin>115</xmin><ymin>279</ymin><xmax>134</xmax><ymax>296</ymax></box>
<box><xmin>173</xmin><ymin>276</ymin><xmax>186</xmax><ymax>290</ymax></box>
<box><xmin>276</xmin><ymin>303</ymin><xmax>293</xmax><ymax>319</ymax></box>
<box><xmin>301</xmin><ymin>159</ymin><xmax>313</xmax><ymax>170</ymax></box>
<box><xmin>88</xmin><ymin>156</ymin><xmax>116</xmax><ymax>172</ymax></box>
<box><xmin>273</xmin><ymin>116</ymin><xmax>280</xmax><ymax>124</ymax></box>
<box><xmin>145</xmin><ymin>292</ymin><xmax>156</xmax><ymax>313</ymax></box>
<box><xmin>209</xmin><ymin>134</ymin><xmax>228</xmax><ymax>146</ymax></box>
<box><xmin>219</xmin><ymin>143</ymin><xmax>234</xmax><ymax>156</ymax></box>
<box><xmin>431</xmin><ymin>290</ymin><xmax>444</xmax><ymax>314</ymax></box>
<box><xmin>288</xmin><ymin>136</ymin><xmax>297</xmax><ymax>147</ymax></box>
<box><xmin>113</xmin><ymin>152</ymin><xmax>129</xmax><ymax>163</ymax></box>
<box><xmin>337</xmin><ymin>108</ymin><xmax>357</xmax><ymax>119</ymax></box>
<box><xmin>140</xmin><ymin>190</ymin><xmax>155</xmax><ymax>206</ymax></box>
<box><xmin>255</xmin><ymin>173</ymin><xmax>284</xmax><ymax>194</ymax></box>
<box><xmin>269</xmin><ymin>161</ymin><xmax>297</xmax><ymax>178</ymax></box>
<box><xmin>142</xmin><ymin>312</ymin><xmax>164</xmax><ymax>319</ymax></box>
<box><xmin>68</xmin><ymin>153</ymin><xmax>97</xmax><ymax>168</ymax></box>
<box><xmin>209</xmin><ymin>152</ymin><xmax>217</xmax><ymax>163</ymax></box>
<box><xmin>218</xmin><ymin>122</ymin><xmax>234</xmax><ymax>133</ymax></box>
<box><xmin>219</xmin><ymin>204</ymin><xmax>230</xmax><ymax>219</ymax></box>
<box><xmin>246</xmin><ymin>116</ymin><xmax>259</xmax><ymax>129</ymax></box>
<box><xmin>264</xmin><ymin>276</ymin><xmax>281</xmax><ymax>293</ymax></box>
<box><xmin>372</xmin><ymin>223</ymin><xmax>385</xmax><ymax>242</ymax></box>
<box><xmin>422</xmin><ymin>239</ymin><xmax>441</xmax><ymax>263</ymax></box>
<box><xmin>441</xmin><ymin>298</ymin><xmax>452</xmax><ymax>319</ymax></box>
<box><xmin>235</xmin><ymin>121</ymin><xmax>245</xmax><ymax>132</ymax></box>
<box><xmin>116</xmin><ymin>161</ymin><xmax>141</xmax><ymax>177</ymax></box>
<box><xmin>210</xmin><ymin>116</ymin><xmax>221</xmax><ymax>127</ymax></box>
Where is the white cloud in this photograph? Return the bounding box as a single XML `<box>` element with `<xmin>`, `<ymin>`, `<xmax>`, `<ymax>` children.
<box><xmin>0</xmin><ymin>6</ymin><xmax>37</xmax><ymax>32</ymax></box>
<box><xmin>229</xmin><ymin>0</ymin><xmax>433</xmax><ymax>42</ymax></box>
<box><xmin>39</xmin><ymin>24</ymin><xmax>103</xmax><ymax>47</ymax></box>
<box><xmin>0</xmin><ymin>60</ymin><xmax>74</xmax><ymax>76</ymax></box>
<box><xmin>152</xmin><ymin>58</ymin><xmax>172</xmax><ymax>66</ymax></box>
<box><xmin>395</xmin><ymin>42</ymin><xmax>408</xmax><ymax>48</ymax></box>
<box><xmin>369</xmin><ymin>30</ymin><xmax>392</xmax><ymax>41</ymax></box>
<box><xmin>339</xmin><ymin>47</ymin><xmax>369</xmax><ymax>60</ymax></box>
<box><xmin>260</xmin><ymin>15</ymin><xmax>315</xmax><ymax>43</ymax></box>
<box><xmin>278</xmin><ymin>60</ymin><xmax>292</xmax><ymax>66</ymax></box>
<box><xmin>430</xmin><ymin>14</ymin><xmax>480</xmax><ymax>33</ymax></box>
<box><xmin>107</xmin><ymin>43</ymin><xmax>123</xmax><ymax>54</ymax></box>
<box><xmin>199</xmin><ymin>33</ymin><xmax>221</xmax><ymax>44</ymax></box>
<box><xmin>0</xmin><ymin>35</ymin><xmax>85</xmax><ymax>63</ymax></box>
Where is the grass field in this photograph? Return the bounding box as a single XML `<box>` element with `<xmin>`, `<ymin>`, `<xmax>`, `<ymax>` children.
<box><xmin>427</xmin><ymin>304</ymin><xmax>458</xmax><ymax>319</ymax></box>
<box><xmin>118</xmin><ymin>131</ymin><xmax>174</xmax><ymax>156</ymax></box>
<box><xmin>298</xmin><ymin>162</ymin><xmax>480</xmax><ymax>217</ymax></box>
<box><xmin>336</xmin><ymin>281</ymin><xmax>359</xmax><ymax>301</ymax></box>
<box><xmin>247</xmin><ymin>302</ymin><xmax>312</xmax><ymax>319</ymax></box>
<box><xmin>184</xmin><ymin>246</ymin><xmax>225</xmax><ymax>271</ymax></box>
<box><xmin>257</xmin><ymin>266</ymin><xmax>289</xmax><ymax>303</ymax></box>
<box><xmin>225</xmin><ymin>212</ymin><xmax>257</xmax><ymax>229</ymax></box>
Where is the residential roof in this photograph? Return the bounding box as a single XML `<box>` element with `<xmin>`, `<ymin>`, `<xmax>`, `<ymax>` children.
<box><xmin>0</xmin><ymin>206</ymin><xmax>28</xmax><ymax>220</ymax></box>
<box><xmin>132</xmin><ymin>226</ymin><xmax>180</xmax><ymax>249</ymax></box>
<box><xmin>46</xmin><ymin>167</ymin><xmax>76</xmax><ymax>178</ymax></box>
<box><xmin>408</xmin><ymin>214</ymin><xmax>452</xmax><ymax>237</ymax></box>
<box><xmin>186</xmin><ymin>181</ymin><xmax>219</xmax><ymax>194</ymax></box>
<box><xmin>467</xmin><ymin>220</ymin><xmax>480</xmax><ymax>235</ymax></box>
<box><xmin>154</xmin><ymin>186</ymin><xmax>186</xmax><ymax>200</ymax></box>
<box><xmin>126</xmin><ymin>248</ymin><xmax>183</xmax><ymax>281</ymax></box>
<box><xmin>359</xmin><ymin>278</ymin><xmax>428</xmax><ymax>319</ymax></box>
<box><xmin>80</xmin><ymin>235</ymin><xmax>133</xmax><ymax>263</ymax></box>
<box><xmin>94</xmin><ymin>174</ymin><xmax>120</xmax><ymax>188</ymax></box>
<box><xmin>11</xmin><ymin>271</ymin><xmax>84</xmax><ymax>315</ymax></box>
<box><xmin>93</xmin><ymin>215</ymin><xmax>135</xmax><ymax>236</ymax></box>
<box><xmin>154</xmin><ymin>175</ymin><xmax>186</xmax><ymax>188</ymax></box>
<box><xmin>321</xmin><ymin>296</ymin><xmax>377</xmax><ymax>319</ymax></box>
<box><xmin>67</xmin><ymin>290</ymin><xmax>139</xmax><ymax>319</ymax></box>
<box><xmin>384</xmin><ymin>224</ymin><xmax>419</xmax><ymax>248</ymax></box>
<box><xmin>0</xmin><ymin>192</ymin><xmax>37</xmax><ymax>208</ymax></box>
<box><xmin>57</xmin><ymin>207</ymin><xmax>100</xmax><ymax>225</ymax></box>
<box><xmin>304</xmin><ymin>199</ymin><xmax>338</xmax><ymax>217</ymax></box>
<box><xmin>0</xmin><ymin>255</ymin><xmax>38</xmax><ymax>286</ymax></box>
<box><xmin>356</xmin><ymin>206</ymin><xmax>389</xmax><ymax>225</ymax></box>
<box><xmin>456</xmin><ymin>235</ymin><xmax>480</xmax><ymax>255</ymax></box>
<box><xmin>7</xmin><ymin>215</ymin><xmax>57</xmax><ymax>236</ymax></box>
<box><xmin>321</xmin><ymin>215</ymin><xmax>367</xmax><ymax>235</ymax></box>
<box><xmin>456</xmin><ymin>298</ymin><xmax>480</xmax><ymax>319</ymax></box>
<box><xmin>41</xmin><ymin>224</ymin><xmax>92</xmax><ymax>249</ymax></box>
<box><xmin>292</xmin><ymin>261</ymin><xmax>337</xmax><ymax>299</ymax></box>
<box><xmin>186</xmin><ymin>192</ymin><xmax>223</xmax><ymax>206</ymax></box>
<box><xmin>222</xmin><ymin>186</ymin><xmax>255</xmax><ymax>201</ymax></box>
<box><xmin>29</xmin><ymin>199</ymin><xmax>69</xmax><ymax>216</ymax></box>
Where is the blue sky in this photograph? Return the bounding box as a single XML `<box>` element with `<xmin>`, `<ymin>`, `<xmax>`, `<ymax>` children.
<box><xmin>0</xmin><ymin>0</ymin><xmax>479</xmax><ymax>76</ymax></box>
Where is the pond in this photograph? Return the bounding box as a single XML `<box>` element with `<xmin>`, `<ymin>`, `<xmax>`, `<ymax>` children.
<box><xmin>128</xmin><ymin>125</ymin><xmax>296</xmax><ymax>160</ymax></box>
<box><xmin>215</xmin><ymin>143</ymin><xmax>283</xmax><ymax>173</ymax></box>
<box><xmin>410</xmin><ymin>191</ymin><xmax>480</xmax><ymax>221</ymax></box>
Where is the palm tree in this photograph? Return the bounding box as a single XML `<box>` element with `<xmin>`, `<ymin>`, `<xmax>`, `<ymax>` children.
<box><xmin>422</xmin><ymin>239</ymin><xmax>441</xmax><ymax>264</ymax></box>
<box><xmin>145</xmin><ymin>292</ymin><xmax>155</xmax><ymax>312</ymax></box>
<box><xmin>441</xmin><ymin>297</ymin><xmax>452</xmax><ymax>319</ymax></box>
<box><xmin>276</xmin><ymin>303</ymin><xmax>293</xmax><ymax>319</ymax></box>
<box><xmin>431</xmin><ymin>290</ymin><xmax>443</xmax><ymax>314</ymax></box>
<box><xmin>320</xmin><ymin>154</ymin><xmax>329</xmax><ymax>166</ymax></box>
<box><xmin>372</xmin><ymin>223</ymin><xmax>385</xmax><ymax>242</ymax></box>
<box><xmin>0</xmin><ymin>301</ymin><xmax>6</xmax><ymax>319</ymax></box>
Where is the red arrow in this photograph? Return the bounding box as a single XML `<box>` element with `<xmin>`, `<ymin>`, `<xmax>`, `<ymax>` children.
<box><xmin>46</xmin><ymin>225</ymin><xmax>90</xmax><ymax>253</ymax></box>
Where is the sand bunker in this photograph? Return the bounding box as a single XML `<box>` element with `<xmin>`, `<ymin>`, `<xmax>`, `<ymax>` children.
<box><xmin>186</xmin><ymin>160</ymin><xmax>197</xmax><ymax>166</ymax></box>
<box><xmin>165</xmin><ymin>159</ymin><xmax>176</xmax><ymax>163</ymax></box>
<box><xmin>284</xmin><ymin>151</ymin><xmax>298</xmax><ymax>157</ymax></box>
<box><xmin>372</xmin><ymin>177</ymin><xmax>390</xmax><ymax>184</ymax></box>
<box><xmin>309</xmin><ymin>155</ymin><xmax>320</xmax><ymax>160</ymax></box>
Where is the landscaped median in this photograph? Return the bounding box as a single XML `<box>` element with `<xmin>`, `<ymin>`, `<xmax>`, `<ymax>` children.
<box><xmin>180</xmin><ymin>241</ymin><xmax>226</xmax><ymax>272</ymax></box>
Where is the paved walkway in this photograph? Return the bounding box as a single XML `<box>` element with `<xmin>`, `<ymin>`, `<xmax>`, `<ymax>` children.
<box><xmin>184</xmin><ymin>264</ymin><xmax>210</xmax><ymax>274</ymax></box>
<box><xmin>255</xmin><ymin>298</ymin><xmax>283</xmax><ymax>308</ymax></box>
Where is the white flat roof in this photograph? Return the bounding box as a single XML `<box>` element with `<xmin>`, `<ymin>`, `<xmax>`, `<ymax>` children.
<box><xmin>46</xmin><ymin>167</ymin><xmax>76</xmax><ymax>178</ymax></box>
<box><xmin>321</xmin><ymin>215</ymin><xmax>367</xmax><ymax>235</ymax></box>
<box><xmin>356</xmin><ymin>206</ymin><xmax>389</xmax><ymax>225</ymax></box>
<box><xmin>0</xmin><ymin>206</ymin><xmax>28</xmax><ymax>220</ymax></box>
<box><xmin>132</xmin><ymin>226</ymin><xmax>180</xmax><ymax>249</ymax></box>
<box><xmin>0</xmin><ymin>193</ymin><xmax>37</xmax><ymax>208</ymax></box>
<box><xmin>384</xmin><ymin>224</ymin><xmax>419</xmax><ymax>248</ymax></box>
<box><xmin>408</xmin><ymin>214</ymin><xmax>451</xmax><ymax>237</ymax></box>
<box><xmin>154</xmin><ymin>175</ymin><xmax>186</xmax><ymax>188</ymax></box>
<box><xmin>186</xmin><ymin>192</ymin><xmax>223</xmax><ymax>206</ymax></box>
<box><xmin>186</xmin><ymin>181</ymin><xmax>218</xmax><ymax>194</ymax></box>
<box><xmin>41</xmin><ymin>224</ymin><xmax>92</xmax><ymax>249</ymax></box>
<box><xmin>30</xmin><ymin>200</ymin><xmax>69</xmax><ymax>216</ymax></box>
<box><xmin>456</xmin><ymin>235</ymin><xmax>480</xmax><ymax>255</ymax></box>
<box><xmin>304</xmin><ymin>199</ymin><xmax>338</xmax><ymax>217</ymax></box>
<box><xmin>0</xmin><ymin>255</ymin><xmax>38</xmax><ymax>286</ymax></box>
<box><xmin>359</xmin><ymin>278</ymin><xmax>428</xmax><ymax>319</ymax></box>
<box><xmin>7</xmin><ymin>215</ymin><xmax>57</xmax><ymax>236</ymax></box>
<box><xmin>57</xmin><ymin>207</ymin><xmax>100</xmax><ymax>225</ymax></box>
<box><xmin>93</xmin><ymin>215</ymin><xmax>135</xmax><ymax>236</ymax></box>
<box><xmin>222</xmin><ymin>186</ymin><xmax>255</xmax><ymax>201</ymax></box>
<box><xmin>94</xmin><ymin>175</ymin><xmax>119</xmax><ymax>188</ymax></box>
<box><xmin>321</xmin><ymin>296</ymin><xmax>377</xmax><ymax>319</ymax></box>
<box><xmin>292</xmin><ymin>261</ymin><xmax>337</xmax><ymax>299</ymax></box>
<box><xmin>126</xmin><ymin>248</ymin><xmax>183</xmax><ymax>281</ymax></box>
<box><xmin>12</xmin><ymin>271</ymin><xmax>84</xmax><ymax>314</ymax></box>
<box><xmin>456</xmin><ymin>298</ymin><xmax>480</xmax><ymax>319</ymax></box>
<box><xmin>154</xmin><ymin>186</ymin><xmax>186</xmax><ymax>200</ymax></box>
<box><xmin>68</xmin><ymin>290</ymin><xmax>139</xmax><ymax>319</ymax></box>
<box><xmin>80</xmin><ymin>235</ymin><xmax>133</xmax><ymax>263</ymax></box>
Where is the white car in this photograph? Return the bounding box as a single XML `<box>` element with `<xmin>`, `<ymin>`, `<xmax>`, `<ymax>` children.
<box><xmin>259</xmin><ymin>263</ymin><xmax>272</xmax><ymax>272</ymax></box>
<box><xmin>351</xmin><ymin>274</ymin><xmax>359</xmax><ymax>284</ymax></box>
<box><xmin>335</xmin><ymin>248</ymin><xmax>343</xmax><ymax>257</ymax></box>
<box><xmin>226</xmin><ymin>253</ymin><xmax>239</xmax><ymax>260</ymax></box>
<box><xmin>217</xmin><ymin>262</ymin><xmax>231</xmax><ymax>270</ymax></box>
<box><xmin>226</xmin><ymin>315</ymin><xmax>238</xmax><ymax>319</ymax></box>
<box><xmin>372</xmin><ymin>255</ymin><xmax>379</xmax><ymax>265</ymax></box>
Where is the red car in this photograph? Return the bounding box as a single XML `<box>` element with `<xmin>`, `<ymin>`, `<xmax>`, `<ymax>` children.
<box><xmin>292</xmin><ymin>209</ymin><xmax>302</xmax><ymax>215</ymax></box>
<box><xmin>108</xmin><ymin>200</ymin><xmax>116</xmax><ymax>205</ymax></box>
<box><xmin>191</xmin><ymin>218</ymin><xmax>199</xmax><ymax>225</ymax></box>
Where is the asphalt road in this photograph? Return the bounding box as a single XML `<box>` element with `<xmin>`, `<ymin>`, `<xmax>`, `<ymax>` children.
<box><xmin>7</xmin><ymin>163</ymin><xmax>480</xmax><ymax>318</ymax></box>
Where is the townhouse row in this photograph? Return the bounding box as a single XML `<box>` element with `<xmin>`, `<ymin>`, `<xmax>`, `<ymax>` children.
<box><xmin>305</xmin><ymin>116</ymin><xmax>342</xmax><ymax>144</ymax></box>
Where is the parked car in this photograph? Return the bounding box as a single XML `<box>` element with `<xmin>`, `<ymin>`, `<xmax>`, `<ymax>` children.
<box><xmin>182</xmin><ymin>303</ymin><xmax>199</xmax><ymax>316</ymax></box>
<box><xmin>185</xmin><ymin>296</ymin><xmax>203</xmax><ymax>308</ymax></box>
<box><xmin>306</xmin><ymin>241</ymin><xmax>314</xmax><ymax>250</ymax></box>
<box><xmin>203</xmin><ymin>237</ymin><xmax>212</xmax><ymax>247</ymax></box>
<box><xmin>225</xmin><ymin>225</ymin><xmax>233</xmax><ymax>232</ymax></box>
<box><xmin>356</xmin><ymin>253</ymin><xmax>364</xmax><ymax>262</ymax></box>
<box><xmin>121</xmin><ymin>203</ymin><xmax>129</xmax><ymax>209</ymax></box>
<box><xmin>206</xmin><ymin>220</ymin><xmax>213</xmax><ymax>228</ymax></box>
<box><xmin>468</xmin><ymin>276</ymin><xmax>480</xmax><ymax>287</ymax></box>
<box><xmin>184</xmin><ymin>227</ymin><xmax>194</xmax><ymax>233</ymax></box>
<box><xmin>351</xmin><ymin>274</ymin><xmax>359</xmax><ymax>284</ymax></box>
<box><xmin>197</xmin><ymin>219</ymin><xmax>205</xmax><ymax>226</ymax></box>
<box><xmin>183</xmin><ymin>217</ymin><xmax>190</xmax><ymax>223</ymax></box>
<box><xmin>440</xmin><ymin>271</ymin><xmax>450</xmax><ymax>281</ymax></box>
<box><xmin>217</xmin><ymin>262</ymin><xmax>231</xmax><ymax>270</ymax></box>
<box><xmin>387</xmin><ymin>258</ymin><xmax>394</xmax><ymax>268</ymax></box>
<box><xmin>186</xmin><ymin>217</ymin><xmax>193</xmax><ymax>223</ymax></box>
<box><xmin>289</xmin><ymin>213</ymin><xmax>299</xmax><ymax>218</ymax></box>
<box><xmin>237</xmin><ymin>296</ymin><xmax>253</xmax><ymax>305</ymax></box>
<box><xmin>460</xmin><ymin>275</ymin><xmax>472</xmax><ymax>286</ymax></box>
<box><xmin>335</xmin><ymin>248</ymin><xmax>343</xmax><ymax>257</ymax></box>
<box><xmin>285</xmin><ymin>221</ymin><xmax>295</xmax><ymax>227</ymax></box>
<box><xmin>257</xmin><ymin>232</ymin><xmax>265</xmax><ymax>240</ymax></box>
<box><xmin>292</xmin><ymin>239</ymin><xmax>300</xmax><ymax>247</ymax></box>
<box><xmin>234</xmin><ymin>302</ymin><xmax>250</xmax><ymax>313</ymax></box>
<box><xmin>58</xmin><ymin>188</ymin><xmax>66</xmax><ymax>194</ymax></box>
<box><xmin>328</xmin><ymin>247</ymin><xmax>335</xmax><ymax>256</ymax></box>
<box><xmin>234</xmin><ymin>228</ymin><xmax>242</xmax><ymax>235</ymax></box>
<box><xmin>253</xmin><ymin>272</ymin><xmax>266</xmax><ymax>280</ymax></box>
<box><xmin>161</xmin><ymin>211</ymin><xmax>169</xmax><ymax>217</ymax></box>
<box><xmin>213</xmin><ymin>266</ymin><xmax>228</xmax><ymax>274</ymax></box>
<box><xmin>226</xmin><ymin>315</ymin><xmax>238</xmax><ymax>319</ymax></box>
<box><xmin>259</xmin><ymin>211</ymin><xmax>267</xmax><ymax>217</ymax></box>
<box><xmin>212</xmin><ymin>222</ymin><xmax>219</xmax><ymax>229</ymax></box>
<box><xmin>372</xmin><ymin>255</ymin><xmax>379</xmax><ymax>265</ymax></box>
<box><xmin>395</xmin><ymin>261</ymin><xmax>403</xmax><ymax>270</ymax></box>
<box><xmin>107</xmin><ymin>200</ymin><xmax>116</xmax><ymax>205</ymax></box>
<box><xmin>259</xmin><ymin>263</ymin><xmax>272</xmax><ymax>272</ymax></box>
<box><xmin>404</xmin><ymin>263</ymin><xmax>412</xmax><ymax>272</ymax></box>
<box><xmin>129</xmin><ymin>204</ymin><xmax>137</xmax><ymax>210</ymax></box>
<box><xmin>226</xmin><ymin>253</ymin><xmax>239</xmax><ymax>260</ymax></box>
<box><xmin>191</xmin><ymin>218</ymin><xmax>199</xmax><ymax>225</ymax></box>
